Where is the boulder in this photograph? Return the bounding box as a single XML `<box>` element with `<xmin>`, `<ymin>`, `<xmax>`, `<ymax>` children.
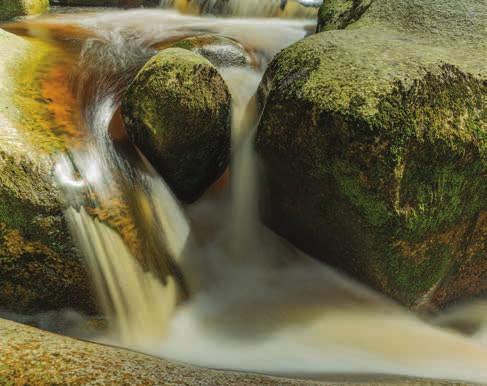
<box><xmin>0</xmin><ymin>318</ymin><xmax>322</xmax><ymax>385</ymax></box>
<box><xmin>122</xmin><ymin>47</ymin><xmax>231</xmax><ymax>203</ymax></box>
<box><xmin>0</xmin><ymin>0</ymin><xmax>48</xmax><ymax>20</ymax></box>
<box><xmin>168</xmin><ymin>34</ymin><xmax>254</xmax><ymax>69</ymax></box>
<box><xmin>255</xmin><ymin>0</ymin><xmax>487</xmax><ymax>308</ymax></box>
<box><xmin>0</xmin><ymin>29</ymin><xmax>94</xmax><ymax>313</ymax></box>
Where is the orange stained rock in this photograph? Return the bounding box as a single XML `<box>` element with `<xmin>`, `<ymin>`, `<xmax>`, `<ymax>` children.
<box><xmin>40</xmin><ymin>55</ymin><xmax>85</xmax><ymax>148</ymax></box>
<box><xmin>209</xmin><ymin>168</ymin><xmax>230</xmax><ymax>194</ymax></box>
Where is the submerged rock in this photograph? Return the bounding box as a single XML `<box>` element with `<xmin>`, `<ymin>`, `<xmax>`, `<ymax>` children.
<box><xmin>168</xmin><ymin>34</ymin><xmax>254</xmax><ymax>69</ymax></box>
<box><xmin>256</xmin><ymin>0</ymin><xmax>487</xmax><ymax>308</ymax></box>
<box><xmin>0</xmin><ymin>29</ymin><xmax>93</xmax><ymax>313</ymax></box>
<box><xmin>0</xmin><ymin>0</ymin><xmax>48</xmax><ymax>20</ymax></box>
<box><xmin>122</xmin><ymin>47</ymin><xmax>231</xmax><ymax>203</ymax></box>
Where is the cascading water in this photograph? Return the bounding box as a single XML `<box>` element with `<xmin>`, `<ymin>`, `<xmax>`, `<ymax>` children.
<box><xmin>4</xmin><ymin>6</ymin><xmax>487</xmax><ymax>384</ymax></box>
<box><xmin>159</xmin><ymin>0</ymin><xmax>320</xmax><ymax>18</ymax></box>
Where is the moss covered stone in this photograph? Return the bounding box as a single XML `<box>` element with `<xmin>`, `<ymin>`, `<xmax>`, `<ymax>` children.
<box><xmin>0</xmin><ymin>29</ymin><xmax>94</xmax><ymax>313</ymax></box>
<box><xmin>256</xmin><ymin>0</ymin><xmax>487</xmax><ymax>308</ymax></box>
<box><xmin>0</xmin><ymin>0</ymin><xmax>48</xmax><ymax>20</ymax></box>
<box><xmin>122</xmin><ymin>47</ymin><xmax>231</xmax><ymax>203</ymax></box>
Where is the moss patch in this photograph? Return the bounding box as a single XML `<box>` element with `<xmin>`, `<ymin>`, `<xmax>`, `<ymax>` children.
<box><xmin>0</xmin><ymin>0</ymin><xmax>48</xmax><ymax>20</ymax></box>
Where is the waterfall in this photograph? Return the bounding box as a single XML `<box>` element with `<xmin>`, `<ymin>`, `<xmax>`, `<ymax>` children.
<box><xmin>7</xmin><ymin>8</ymin><xmax>487</xmax><ymax>385</ymax></box>
<box><xmin>159</xmin><ymin>0</ymin><xmax>319</xmax><ymax>18</ymax></box>
<box><xmin>48</xmin><ymin>8</ymin><xmax>308</xmax><ymax>347</ymax></box>
<box><xmin>66</xmin><ymin>207</ymin><xmax>178</xmax><ymax>346</ymax></box>
<box><xmin>217</xmin><ymin>67</ymin><xmax>264</xmax><ymax>261</ymax></box>
<box><xmin>53</xmin><ymin>19</ymin><xmax>192</xmax><ymax>344</ymax></box>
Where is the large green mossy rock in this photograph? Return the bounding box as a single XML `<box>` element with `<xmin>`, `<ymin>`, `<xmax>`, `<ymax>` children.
<box><xmin>122</xmin><ymin>48</ymin><xmax>231</xmax><ymax>203</ymax></box>
<box><xmin>0</xmin><ymin>0</ymin><xmax>48</xmax><ymax>20</ymax></box>
<box><xmin>256</xmin><ymin>0</ymin><xmax>487</xmax><ymax>308</ymax></box>
<box><xmin>0</xmin><ymin>29</ymin><xmax>93</xmax><ymax>313</ymax></box>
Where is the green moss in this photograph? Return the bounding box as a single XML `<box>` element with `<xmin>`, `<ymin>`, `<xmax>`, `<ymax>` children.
<box><xmin>332</xmin><ymin>161</ymin><xmax>391</xmax><ymax>227</ymax></box>
<box><xmin>257</xmin><ymin>0</ymin><xmax>487</xmax><ymax>307</ymax></box>
<box><xmin>0</xmin><ymin>0</ymin><xmax>48</xmax><ymax>20</ymax></box>
<box><xmin>381</xmin><ymin>243</ymin><xmax>454</xmax><ymax>305</ymax></box>
<box><xmin>318</xmin><ymin>0</ymin><xmax>373</xmax><ymax>31</ymax></box>
<box><xmin>400</xmin><ymin>163</ymin><xmax>485</xmax><ymax>240</ymax></box>
<box><xmin>122</xmin><ymin>48</ymin><xmax>231</xmax><ymax>202</ymax></box>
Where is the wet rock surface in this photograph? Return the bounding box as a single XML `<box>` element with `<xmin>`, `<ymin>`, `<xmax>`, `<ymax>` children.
<box><xmin>169</xmin><ymin>34</ymin><xmax>254</xmax><ymax>69</ymax></box>
<box><xmin>0</xmin><ymin>318</ymin><xmax>318</xmax><ymax>385</ymax></box>
<box><xmin>122</xmin><ymin>47</ymin><xmax>231</xmax><ymax>203</ymax></box>
<box><xmin>0</xmin><ymin>0</ymin><xmax>49</xmax><ymax>20</ymax></box>
<box><xmin>256</xmin><ymin>0</ymin><xmax>487</xmax><ymax>308</ymax></box>
<box><xmin>0</xmin><ymin>318</ymin><xmax>473</xmax><ymax>386</ymax></box>
<box><xmin>0</xmin><ymin>29</ymin><xmax>94</xmax><ymax>313</ymax></box>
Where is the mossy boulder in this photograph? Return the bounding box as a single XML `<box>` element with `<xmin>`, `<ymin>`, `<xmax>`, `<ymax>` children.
<box><xmin>0</xmin><ymin>0</ymin><xmax>48</xmax><ymax>20</ymax></box>
<box><xmin>122</xmin><ymin>47</ymin><xmax>231</xmax><ymax>203</ymax></box>
<box><xmin>0</xmin><ymin>29</ymin><xmax>93</xmax><ymax>313</ymax></box>
<box><xmin>256</xmin><ymin>0</ymin><xmax>487</xmax><ymax>308</ymax></box>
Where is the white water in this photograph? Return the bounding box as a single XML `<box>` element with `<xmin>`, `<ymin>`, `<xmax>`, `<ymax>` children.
<box><xmin>9</xmin><ymin>8</ymin><xmax>487</xmax><ymax>384</ymax></box>
<box><xmin>159</xmin><ymin>0</ymin><xmax>319</xmax><ymax>18</ymax></box>
<box><xmin>66</xmin><ymin>207</ymin><xmax>178</xmax><ymax>346</ymax></box>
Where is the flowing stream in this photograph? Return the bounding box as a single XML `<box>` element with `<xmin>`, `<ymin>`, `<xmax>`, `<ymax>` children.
<box><xmin>3</xmin><ymin>4</ymin><xmax>487</xmax><ymax>384</ymax></box>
